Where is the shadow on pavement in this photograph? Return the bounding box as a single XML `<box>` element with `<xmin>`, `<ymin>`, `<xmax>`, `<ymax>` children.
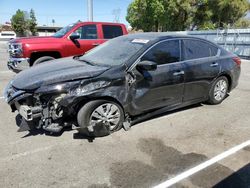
<box><xmin>21</xmin><ymin>126</ymin><xmax>73</xmax><ymax>138</ymax></box>
<box><xmin>14</xmin><ymin>102</ymin><xmax>205</xmax><ymax>140</ymax></box>
<box><xmin>16</xmin><ymin>114</ymin><xmax>95</xmax><ymax>142</ymax></box>
<box><xmin>131</xmin><ymin>103</ymin><xmax>203</xmax><ymax>126</ymax></box>
<box><xmin>88</xmin><ymin>138</ymin><xmax>246</xmax><ymax>188</ymax></box>
<box><xmin>213</xmin><ymin>163</ymin><xmax>250</xmax><ymax>188</ymax></box>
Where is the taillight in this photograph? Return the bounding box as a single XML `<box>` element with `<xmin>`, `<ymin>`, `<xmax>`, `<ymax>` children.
<box><xmin>233</xmin><ymin>57</ymin><xmax>241</xmax><ymax>67</ymax></box>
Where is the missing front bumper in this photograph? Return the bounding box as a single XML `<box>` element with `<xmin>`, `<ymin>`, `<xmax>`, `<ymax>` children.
<box><xmin>17</xmin><ymin>105</ymin><xmax>43</xmax><ymax>121</ymax></box>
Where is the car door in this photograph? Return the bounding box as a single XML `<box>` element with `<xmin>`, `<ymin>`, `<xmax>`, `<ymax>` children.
<box><xmin>65</xmin><ymin>24</ymin><xmax>105</xmax><ymax>56</ymax></box>
<box><xmin>129</xmin><ymin>39</ymin><xmax>185</xmax><ymax>114</ymax></box>
<box><xmin>182</xmin><ymin>39</ymin><xmax>220</xmax><ymax>102</ymax></box>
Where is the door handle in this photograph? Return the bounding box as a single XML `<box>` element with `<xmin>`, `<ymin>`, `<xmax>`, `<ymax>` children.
<box><xmin>92</xmin><ymin>43</ymin><xmax>100</xmax><ymax>46</ymax></box>
<box><xmin>173</xmin><ymin>70</ymin><xmax>185</xmax><ymax>76</ymax></box>
<box><xmin>210</xmin><ymin>62</ymin><xmax>218</xmax><ymax>67</ymax></box>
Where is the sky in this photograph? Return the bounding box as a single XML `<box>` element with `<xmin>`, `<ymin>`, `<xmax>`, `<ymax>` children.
<box><xmin>0</xmin><ymin>0</ymin><xmax>249</xmax><ymax>28</ymax></box>
<box><xmin>0</xmin><ymin>0</ymin><xmax>132</xmax><ymax>27</ymax></box>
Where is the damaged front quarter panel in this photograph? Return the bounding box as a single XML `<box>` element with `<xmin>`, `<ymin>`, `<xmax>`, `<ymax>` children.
<box><xmin>69</xmin><ymin>80</ymin><xmax>111</xmax><ymax>96</ymax></box>
<box><xmin>60</xmin><ymin>66</ymin><xmax>129</xmax><ymax>114</ymax></box>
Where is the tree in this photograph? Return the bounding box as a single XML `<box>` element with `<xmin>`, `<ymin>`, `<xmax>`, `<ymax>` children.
<box><xmin>193</xmin><ymin>0</ymin><xmax>250</xmax><ymax>30</ymax></box>
<box><xmin>29</xmin><ymin>9</ymin><xmax>37</xmax><ymax>35</ymax></box>
<box><xmin>162</xmin><ymin>0</ymin><xmax>194</xmax><ymax>31</ymax></box>
<box><xmin>192</xmin><ymin>0</ymin><xmax>215</xmax><ymax>30</ymax></box>
<box><xmin>126</xmin><ymin>0</ymin><xmax>165</xmax><ymax>32</ymax></box>
<box><xmin>11</xmin><ymin>9</ymin><xmax>38</xmax><ymax>36</ymax></box>
<box><xmin>208</xmin><ymin>0</ymin><xmax>249</xmax><ymax>28</ymax></box>
<box><xmin>126</xmin><ymin>0</ymin><xmax>250</xmax><ymax>31</ymax></box>
<box><xmin>233</xmin><ymin>18</ymin><xmax>250</xmax><ymax>29</ymax></box>
<box><xmin>126</xmin><ymin>0</ymin><xmax>196</xmax><ymax>31</ymax></box>
<box><xmin>11</xmin><ymin>9</ymin><xmax>27</xmax><ymax>37</ymax></box>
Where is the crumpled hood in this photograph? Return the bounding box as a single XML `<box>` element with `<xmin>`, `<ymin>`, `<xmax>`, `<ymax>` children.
<box><xmin>12</xmin><ymin>57</ymin><xmax>109</xmax><ymax>91</ymax></box>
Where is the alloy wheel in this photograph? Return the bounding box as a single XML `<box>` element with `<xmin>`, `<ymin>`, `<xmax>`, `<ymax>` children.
<box><xmin>214</xmin><ymin>79</ymin><xmax>228</xmax><ymax>101</ymax></box>
<box><xmin>90</xmin><ymin>103</ymin><xmax>121</xmax><ymax>131</ymax></box>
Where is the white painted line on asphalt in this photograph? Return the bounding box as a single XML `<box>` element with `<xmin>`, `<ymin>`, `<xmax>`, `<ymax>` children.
<box><xmin>0</xmin><ymin>145</ymin><xmax>53</xmax><ymax>162</ymax></box>
<box><xmin>153</xmin><ymin>140</ymin><xmax>250</xmax><ymax>188</ymax></box>
<box><xmin>0</xmin><ymin>141</ymin><xmax>73</xmax><ymax>162</ymax></box>
<box><xmin>0</xmin><ymin>96</ymin><xmax>4</xmax><ymax>100</ymax></box>
<box><xmin>0</xmin><ymin>70</ymin><xmax>12</xmax><ymax>74</ymax></box>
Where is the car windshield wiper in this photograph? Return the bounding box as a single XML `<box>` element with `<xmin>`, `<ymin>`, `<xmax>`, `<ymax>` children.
<box><xmin>73</xmin><ymin>56</ymin><xmax>95</xmax><ymax>66</ymax></box>
<box><xmin>73</xmin><ymin>54</ymin><xmax>83</xmax><ymax>60</ymax></box>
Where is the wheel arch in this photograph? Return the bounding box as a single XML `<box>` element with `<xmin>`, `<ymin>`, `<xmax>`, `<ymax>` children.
<box><xmin>217</xmin><ymin>73</ymin><xmax>233</xmax><ymax>92</ymax></box>
<box><xmin>30</xmin><ymin>51</ymin><xmax>62</xmax><ymax>66</ymax></box>
<box><xmin>75</xmin><ymin>96</ymin><xmax>126</xmax><ymax>116</ymax></box>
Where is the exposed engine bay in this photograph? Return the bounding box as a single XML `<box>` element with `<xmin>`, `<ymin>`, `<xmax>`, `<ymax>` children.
<box><xmin>14</xmin><ymin>93</ymin><xmax>67</xmax><ymax>133</ymax></box>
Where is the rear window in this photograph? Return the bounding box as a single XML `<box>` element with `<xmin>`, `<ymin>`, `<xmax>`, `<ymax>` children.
<box><xmin>182</xmin><ymin>39</ymin><xmax>218</xmax><ymax>60</ymax></box>
<box><xmin>102</xmin><ymin>25</ymin><xmax>123</xmax><ymax>39</ymax></box>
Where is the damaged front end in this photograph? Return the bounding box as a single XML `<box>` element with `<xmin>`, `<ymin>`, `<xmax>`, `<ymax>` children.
<box><xmin>4</xmin><ymin>79</ymin><xmax>112</xmax><ymax>134</ymax></box>
<box><xmin>4</xmin><ymin>79</ymin><xmax>74</xmax><ymax>133</ymax></box>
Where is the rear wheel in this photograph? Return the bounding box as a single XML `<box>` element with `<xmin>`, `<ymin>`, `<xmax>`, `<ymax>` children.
<box><xmin>208</xmin><ymin>76</ymin><xmax>229</xmax><ymax>105</ymax></box>
<box><xmin>77</xmin><ymin>100</ymin><xmax>124</xmax><ymax>137</ymax></box>
<box><xmin>33</xmin><ymin>56</ymin><xmax>55</xmax><ymax>66</ymax></box>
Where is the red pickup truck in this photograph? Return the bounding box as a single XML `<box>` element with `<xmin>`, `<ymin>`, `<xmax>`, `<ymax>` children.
<box><xmin>7</xmin><ymin>22</ymin><xmax>128</xmax><ymax>72</ymax></box>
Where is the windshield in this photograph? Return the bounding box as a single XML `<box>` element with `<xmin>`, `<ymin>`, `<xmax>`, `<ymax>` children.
<box><xmin>53</xmin><ymin>23</ymin><xmax>76</xmax><ymax>38</ymax></box>
<box><xmin>80</xmin><ymin>36</ymin><xmax>146</xmax><ymax>66</ymax></box>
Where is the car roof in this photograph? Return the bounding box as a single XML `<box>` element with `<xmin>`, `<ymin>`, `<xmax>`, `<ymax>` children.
<box><xmin>123</xmin><ymin>32</ymin><xmax>206</xmax><ymax>42</ymax></box>
<box><xmin>77</xmin><ymin>21</ymin><xmax>126</xmax><ymax>26</ymax></box>
<box><xmin>121</xmin><ymin>32</ymin><xmax>220</xmax><ymax>48</ymax></box>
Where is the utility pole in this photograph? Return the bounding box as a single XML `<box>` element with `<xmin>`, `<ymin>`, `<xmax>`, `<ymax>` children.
<box><xmin>112</xmin><ymin>8</ymin><xmax>121</xmax><ymax>23</ymax></box>
<box><xmin>87</xmin><ymin>0</ymin><xmax>93</xmax><ymax>21</ymax></box>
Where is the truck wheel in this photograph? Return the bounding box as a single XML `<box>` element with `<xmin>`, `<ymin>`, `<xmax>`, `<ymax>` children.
<box><xmin>207</xmin><ymin>76</ymin><xmax>229</xmax><ymax>105</ymax></box>
<box><xmin>77</xmin><ymin>100</ymin><xmax>124</xmax><ymax>137</ymax></box>
<box><xmin>33</xmin><ymin>56</ymin><xmax>55</xmax><ymax>66</ymax></box>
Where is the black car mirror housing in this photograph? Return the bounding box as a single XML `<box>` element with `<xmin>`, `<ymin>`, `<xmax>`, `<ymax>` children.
<box><xmin>70</xmin><ymin>34</ymin><xmax>80</xmax><ymax>41</ymax></box>
<box><xmin>137</xmin><ymin>60</ymin><xmax>157</xmax><ymax>71</ymax></box>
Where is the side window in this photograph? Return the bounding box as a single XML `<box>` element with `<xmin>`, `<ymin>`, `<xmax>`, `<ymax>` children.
<box><xmin>141</xmin><ymin>40</ymin><xmax>180</xmax><ymax>65</ymax></box>
<box><xmin>73</xmin><ymin>25</ymin><xmax>97</xmax><ymax>39</ymax></box>
<box><xmin>182</xmin><ymin>39</ymin><xmax>218</xmax><ymax>60</ymax></box>
<box><xmin>102</xmin><ymin>25</ymin><xmax>123</xmax><ymax>39</ymax></box>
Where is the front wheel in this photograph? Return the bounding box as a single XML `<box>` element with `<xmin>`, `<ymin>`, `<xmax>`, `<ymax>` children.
<box><xmin>33</xmin><ymin>56</ymin><xmax>55</xmax><ymax>66</ymax></box>
<box><xmin>207</xmin><ymin>76</ymin><xmax>229</xmax><ymax>105</ymax></box>
<box><xmin>77</xmin><ymin>100</ymin><xmax>124</xmax><ymax>137</ymax></box>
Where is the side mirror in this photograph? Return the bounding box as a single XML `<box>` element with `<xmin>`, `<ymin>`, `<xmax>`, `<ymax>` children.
<box><xmin>136</xmin><ymin>60</ymin><xmax>157</xmax><ymax>71</ymax></box>
<box><xmin>69</xmin><ymin>33</ymin><xmax>80</xmax><ymax>41</ymax></box>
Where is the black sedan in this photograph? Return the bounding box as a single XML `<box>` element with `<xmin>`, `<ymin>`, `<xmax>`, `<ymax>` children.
<box><xmin>4</xmin><ymin>33</ymin><xmax>241</xmax><ymax>137</ymax></box>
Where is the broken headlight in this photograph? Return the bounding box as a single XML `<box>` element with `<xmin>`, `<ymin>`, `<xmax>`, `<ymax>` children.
<box><xmin>70</xmin><ymin>81</ymin><xmax>110</xmax><ymax>96</ymax></box>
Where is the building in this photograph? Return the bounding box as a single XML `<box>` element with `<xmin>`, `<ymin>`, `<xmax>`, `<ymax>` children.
<box><xmin>36</xmin><ymin>26</ymin><xmax>62</xmax><ymax>36</ymax></box>
<box><xmin>0</xmin><ymin>24</ymin><xmax>15</xmax><ymax>40</ymax></box>
<box><xmin>0</xmin><ymin>24</ymin><xmax>62</xmax><ymax>40</ymax></box>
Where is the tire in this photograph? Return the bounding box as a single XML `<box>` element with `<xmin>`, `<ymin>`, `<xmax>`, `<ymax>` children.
<box><xmin>77</xmin><ymin>100</ymin><xmax>124</xmax><ymax>137</ymax></box>
<box><xmin>33</xmin><ymin>56</ymin><xmax>55</xmax><ymax>66</ymax></box>
<box><xmin>207</xmin><ymin>76</ymin><xmax>229</xmax><ymax>105</ymax></box>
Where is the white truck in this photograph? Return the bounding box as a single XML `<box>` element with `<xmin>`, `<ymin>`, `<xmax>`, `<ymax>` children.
<box><xmin>0</xmin><ymin>31</ymin><xmax>16</xmax><ymax>41</ymax></box>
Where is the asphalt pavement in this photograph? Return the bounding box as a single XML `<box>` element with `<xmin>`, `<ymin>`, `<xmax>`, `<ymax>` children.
<box><xmin>0</xmin><ymin>41</ymin><xmax>250</xmax><ymax>188</ymax></box>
